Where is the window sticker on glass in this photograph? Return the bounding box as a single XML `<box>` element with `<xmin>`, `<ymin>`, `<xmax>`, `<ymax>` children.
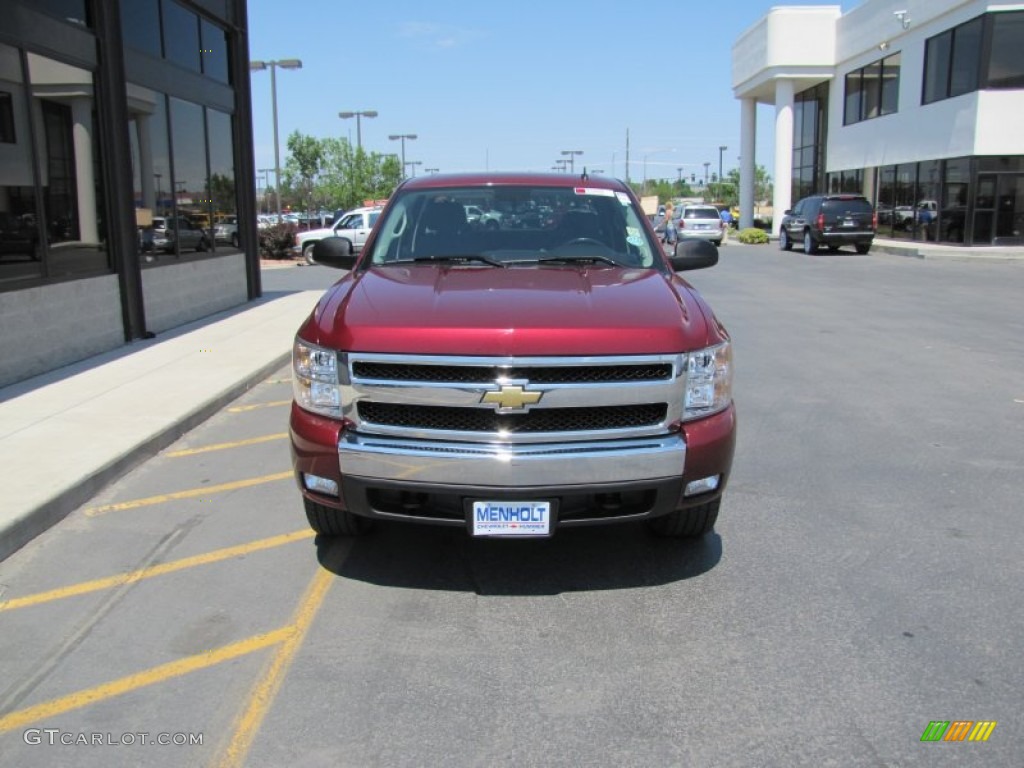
<box><xmin>615</xmin><ymin>192</ymin><xmax>631</xmax><ymax>205</ymax></box>
<box><xmin>574</xmin><ymin>187</ymin><xmax>614</xmax><ymax>197</ymax></box>
<box><xmin>626</xmin><ymin>235</ymin><xmax>644</xmax><ymax>246</ymax></box>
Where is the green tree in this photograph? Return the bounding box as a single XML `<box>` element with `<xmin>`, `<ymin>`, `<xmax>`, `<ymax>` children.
<box><xmin>725</xmin><ymin>165</ymin><xmax>773</xmax><ymax>212</ymax></box>
<box><xmin>283</xmin><ymin>131</ymin><xmax>326</xmax><ymax>219</ymax></box>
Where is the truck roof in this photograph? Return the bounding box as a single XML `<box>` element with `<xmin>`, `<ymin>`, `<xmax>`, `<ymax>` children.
<box><xmin>399</xmin><ymin>171</ymin><xmax>627</xmax><ymax>192</ymax></box>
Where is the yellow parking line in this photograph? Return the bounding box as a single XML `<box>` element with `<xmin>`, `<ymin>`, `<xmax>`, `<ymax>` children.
<box><xmin>227</xmin><ymin>400</ymin><xmax>291</xmax><ymax>413</ymax></box>
<box><xmin>0</xmin><ymin>529</ymin><xmax>314</xmax><ymax>613</ymax></box>
<box><xmin>216</xmin><ymin>568</ymin><xmax>334</xmax><ymax>768</ymax></box>
<box><xmin>166</xmin><ymin>433</ymin><xmax>288</xmax><ymax>457</ymax></box>
<box><xmin>84</xmin><ymin>471</ymin><xmax>294</xmax><ymax>516</ymax></box>
<box><xmin>0</xmin><ymin>627</ymin><xmax>293</xmax><ymax>734</ymax></box>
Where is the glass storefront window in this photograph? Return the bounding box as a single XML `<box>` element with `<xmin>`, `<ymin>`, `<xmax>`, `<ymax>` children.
<box><xmin>127</xmin><ymin>84</ymin><xmax>172</xmax><ymax>262</ymax></box>
<box><xmin>877</xmin><ymin>166</ymin><xmax>896</xmax><ymax>236</ymax></box>
<box><xmin>917</xmin><ymin>160</ymin><xmax>940</xmax><ymax>242</ymax></box>
<box><xmin>941</xmin><ymin>158</ymin><xmax>969</xmax><ymax>244</ymax></box>
<box><xmin>0</xmin><ymin>44</ymin><xmax>43</xmax><ymax>283</ymax></box>
<box><xmin>988</xmin><ymin>12</ymin><xmax>1024</xmax><ymax>88</ymax></box>
<box><xmin>201</xmin><ymin>19</ymin><xmax>230</xmax><ymax>84</ymax></box>
<box><xmin>206</xmin><ymin>108</ymin><xmax>238</xmax><ymax>251</ymax></box>
<box><xmin>923</xmin><ymin>32</ymin><xmax>952</xmax><ymax>104</ymax></box>
<box><xmin>950</xmin><ymin>17</ymin><xmax>983</xmax><ymax>98</ymax></box>
<box><xmin>162</xmin><ymin>0</ymin><xmax>201</xmax><ymax>73</ymax></box>
<box><xmin>26</xmin><ymin>51</ymin><xmax>109</xmax><ymax>276</ymax></box>
<box><xmin>121</xmin><ymin>0</ymin><xmax>162</xmax><ymax>56</ymax></box>
<box><xmin>880</xmin><ymin>53</ymin><xmax>900</xmax><ymax>115</ymax></box>
<box><xmin>169</xmin><ymin>96</ymin><xmax>210</xmax><ymax>255</ymax></box>
<box><xmin>844</xmin><ymin>71</ymin><xmax>861</xmax><ymax>125</ymax></box>
<box><xmin>31</xmin><ymin>0</ymin><xmax>89</xmax><ymax>27</ymax></box>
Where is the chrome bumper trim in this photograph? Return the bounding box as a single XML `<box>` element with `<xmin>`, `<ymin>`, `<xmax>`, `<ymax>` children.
<box><xmin>338</xmin><ymin>432</ymin><xmax>686</xmax><ymax>486</ymax></box>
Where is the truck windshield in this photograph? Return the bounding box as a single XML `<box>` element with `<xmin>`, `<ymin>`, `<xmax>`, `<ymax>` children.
<box><xmin>369</xmin><ymin>185</ymin><xmax>660</xmax><ymax>268</ymax></box>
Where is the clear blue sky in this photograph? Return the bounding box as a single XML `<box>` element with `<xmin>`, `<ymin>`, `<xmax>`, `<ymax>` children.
<box><xmin>247</xmin><ymin>0</ymin><xmax>859</xmax><ymax>185</ymax></box>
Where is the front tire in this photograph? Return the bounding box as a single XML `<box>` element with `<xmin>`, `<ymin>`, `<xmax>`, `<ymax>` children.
<box><xmin>304</xmin><ymin>498</ymin><xmax>372</xmax><ymax>536</ymax></box>
<box><xmin>855</xmin><ymin>243</ymin><xmax>872</xmax><ymax>254</ymax></box>
<box><xmin>647</xmin><ymin>498</ymin><xmax>720</xmax><ymax>538</ymax></box>
<box><xmin>803</xmin><ymin>230</ymin><xmax>818</xmax><ymax>254</ymax></box>
<box><xmin>779</xmin><ymin>229</ymin><xmax>792</xmax><ymax>251</ymax></box>
<box><xmin>303</xmin><ymin>242</ymin><xmax>318</xmax><ymax>265</ymax></box>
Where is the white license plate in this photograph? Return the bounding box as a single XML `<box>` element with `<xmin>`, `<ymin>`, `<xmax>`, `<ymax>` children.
<box><xmin>841</xmin><ymin>219</ymin><xmax>855</xmax><ymax>227</ymax></box>
<box><xmin>472</xmin><ymin>501</ymin><xmax>551</xmax><ymax>536</ymax></box>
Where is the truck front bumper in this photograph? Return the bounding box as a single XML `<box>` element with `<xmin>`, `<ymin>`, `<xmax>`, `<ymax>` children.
<box><xmin>290</xmin><ymin>402</ymin><xmax>735</xmax><ymax>528</ymax></box>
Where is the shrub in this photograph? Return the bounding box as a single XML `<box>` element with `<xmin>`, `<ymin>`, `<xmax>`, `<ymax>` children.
<box><xmin>258</xmin><ymin>223</ymin><xmax>297</xmax><ymax>259</ymax></box>
<box><xmin>737</xmin><ymin>227</ymin><xmax>769</xmax><ymax>244</ymax></box>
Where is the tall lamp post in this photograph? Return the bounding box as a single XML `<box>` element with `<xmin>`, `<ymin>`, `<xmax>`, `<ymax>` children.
<box><xmin>388</xmin><ymin>133</ymin><xmax>417</xmax><ymax>177</ymax></box>
<box><xmin>338</xmin><ymin>110</ymin><xmax>378</xmax><ymax>151</ymax></box>
<box><xmin>424</xmin><ymin>167</ymin><xmax>439</xmax><ymax>174</ymax></box>
<box><xmin>250</xmin><ymin>58</ymin><xmax>302</xmax><ymax>220</ymax></box>
<box><xmin>404</xmin><ymin>160</ymin><xmax>422</xmax><ymax>178</ymax></box>
<box><xmin>561</xmin><ymin>149</ymin><xmax>583</xmax><ymax>174</ymax></box>
<box><xmin>257</xmin><ymin>168</ymin><xmax>273</xmax><ymax>214</ymax></box>
<box><xmin>718</xmin><ymin>145</ymin><xmax>728</xmax><ymax>198</ymax></box>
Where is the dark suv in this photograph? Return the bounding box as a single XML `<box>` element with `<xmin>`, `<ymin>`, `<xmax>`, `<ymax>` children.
<box><xmin>779</xmin><ymin>194</ymin><xmax>876</xmax><ymax>254</ymax></box>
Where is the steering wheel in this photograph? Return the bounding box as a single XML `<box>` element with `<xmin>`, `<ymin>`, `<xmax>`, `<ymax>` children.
<box><xmin>561</xmin><ymin>237</ymin><xmax>606</xmax><ymax>248</ymax></box>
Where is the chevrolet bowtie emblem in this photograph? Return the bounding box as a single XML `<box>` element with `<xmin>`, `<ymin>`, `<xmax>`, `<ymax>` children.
<box><xmin>481</xmin><ymin>385</ymin><xmax>542</xmax><ymax>411</ymax></box>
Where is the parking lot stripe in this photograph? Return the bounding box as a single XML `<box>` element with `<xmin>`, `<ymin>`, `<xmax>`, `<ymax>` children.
<box><xmin>216</xmin><ymin>567</ymin><xmax>335</xmax><ymax>768</ymax></box>
<box><xmin>227</xmin><ymin>400</ymin><xmax>290</xmax><ymax>413</ymax></box>
<box><xmin>0</xmin><ymin>627</ymin><xmax>293</xmax><ymax>733</ymax></box>
<box><xmin>83</xmin><ymin>471</ymin><xmax>293</xmax><ymax>516</ymax></box>
<box><xmin>0</xmin><ymin>529</ymin><xmax>314</xmax><ymax>613</ymax></box>
<box><xmin>165</xmin><ymin>433</ymin><xmax>288</xmax><ymax>457</ymax></box>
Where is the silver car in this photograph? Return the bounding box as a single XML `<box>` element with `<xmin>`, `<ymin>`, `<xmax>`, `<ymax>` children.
<box><xmin>677</xmin><ymin>205</ymin><xmax>726</xmax><ymax>247</ymax></box>
<box><xmin>145</xmin><ymin>216</ymin><xmax>210</xmax><ymax>254</ymax></box>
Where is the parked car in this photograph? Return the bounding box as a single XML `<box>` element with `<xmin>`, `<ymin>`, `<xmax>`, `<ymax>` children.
<box><xmin>778</xmin><ymin>194</ymin><xmax>876</xmax><ymax>254</ymax></box>
<box><xmin>292</xmin><ymin>206</ymin><xmax>382</xmax><ymax>264</ymax></box>
<box><xmin>677</xmin><ymin>204</ymin><xmax>727</xmax><ymax>247</ymax></box>
<box><xmin>291</xmin><ymin>171</ymin><xmax>735</xmax><ymax>539</ymax></box>
<box><xmin>213</xmin><ymin>215</ymin><xmax>239</xmax><ymax>247</ymax></box>
<box><xmin>0</xmin><ymin>211</ymin><xmax>40</xmax><ymax>260</ymax></box>
<box><xmin>143</xmin><ymin>216</ymin><xmax>210</xmax><ymax>254</ymax></box>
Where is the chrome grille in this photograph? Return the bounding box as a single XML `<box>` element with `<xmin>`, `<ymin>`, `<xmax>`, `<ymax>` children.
<box><xmin>357</xmin><ymin>403</ymin><xmax>667</xmax><ymax>433</ymax></box>
<box><xmin>351</xmin><ymin>362</ymin><xmax>672</xmax><ymax>383</ymax></box>
<box><xmin>342</xmin><ymin>353</ymin><xmax>684</xmax><ymax>443</ymax></box>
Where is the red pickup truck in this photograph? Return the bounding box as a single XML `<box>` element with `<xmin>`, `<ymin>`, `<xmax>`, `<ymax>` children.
<box><xmin>289</xmin><ymin>172</ymin><xmax>735</xmax><ymax>539</ymax></box>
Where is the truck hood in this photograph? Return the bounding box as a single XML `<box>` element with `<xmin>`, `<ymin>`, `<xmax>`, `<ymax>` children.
<box><xmin>307</xmin><ymin>265</ymin><xmax>709</xmax><ymax>356</ymax></box>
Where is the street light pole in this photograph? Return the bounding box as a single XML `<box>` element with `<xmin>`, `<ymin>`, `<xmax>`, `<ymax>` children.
<box><xmin>250</xmin><ymin>58</ymin><xmax>302</xmax><ymax>219</ymax></box>
<box><xmin>388</xmin><ymin>133</ymin><xmax>417</xmax><ymax>178</ymax></box>
<box><xmin>338</xmin><ymin>110</ymin><xmax>378</xmax><ymax>152</ymax></box>
<box><xmin>561</xmin><ymin>149</ymin><xmax>583</xmax><ymax>174</ymax></box>
<box><xmin>718</xmin><ymin>145</ymin><xmax>728</xmax><ymax>191</ymax></box>
<box><xmin>404</xmin><ymin>161</ymin><xmax>422</xmax><ymax>177</ymax></box>
<box><xmin>425</xmin><ymin>167</ymin><xmax>439</xmax><ymax>174</ymax></box>
<box><xmin>258</xmin><ymin>168</ymin><xmax>273</xmax><ymax>214</ymax></box>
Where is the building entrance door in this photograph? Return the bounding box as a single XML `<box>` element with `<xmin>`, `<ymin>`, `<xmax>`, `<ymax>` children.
<box><xmin>994</xmin><ymin>173</ymin><xmax>1024</xmax><ymax>245</ymax></box>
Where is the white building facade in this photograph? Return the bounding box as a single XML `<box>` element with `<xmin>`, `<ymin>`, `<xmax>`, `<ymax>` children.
<box><xmin>732</xmin><ymin>0</ymin><xmax>1024</xmax><ymax>245</ymax></box>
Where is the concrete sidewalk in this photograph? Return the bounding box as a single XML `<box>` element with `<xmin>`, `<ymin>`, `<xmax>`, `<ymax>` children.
<box><xmin>0</xmin><ymin>289</ymin><xmax>324</xmax><ymax>562</ymax></box>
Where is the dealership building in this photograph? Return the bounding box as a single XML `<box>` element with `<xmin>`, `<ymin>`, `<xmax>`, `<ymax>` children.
<box><xmin>0</xmin><ymin>0</ymin><xmax>259</xmax><ymax>388</ymax></box>
<box><xmin>732</xmin><ymin>0</ymin><xmax>1024</xmax><ymax>245</ymax></box>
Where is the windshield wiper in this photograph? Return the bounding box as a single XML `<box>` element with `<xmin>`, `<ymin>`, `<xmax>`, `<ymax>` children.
<box><xmin>530</xmin><ymin>254</ymin><xmax>621</xmax><ymax>266</ymax></box>
<box><xmin>386</xmin><ymin>254</ymin><xmax>506</xmax><ymax>268</ymax></box>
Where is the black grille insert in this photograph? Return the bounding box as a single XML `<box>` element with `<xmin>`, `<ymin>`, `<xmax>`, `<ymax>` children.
<box><xmin>352</xmin><ymin>362</ymin><xmax>672</xmax><ymax>384</ymax></box>
<box><xmin>357</xmin><ymin>403</ymin><xmax>667</xmax><ymax>432</ymax></box>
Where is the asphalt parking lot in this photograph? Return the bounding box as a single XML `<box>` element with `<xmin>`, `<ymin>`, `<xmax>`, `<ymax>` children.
<box><xmin>1</xmin><ymin>244</ymin><xmax>1022</xmax><ymax>766</ymax></box>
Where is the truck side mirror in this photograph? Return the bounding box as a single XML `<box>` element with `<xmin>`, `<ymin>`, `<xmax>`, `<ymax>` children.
<box><xmin>670</xmin><ymin>239</ymin><xmax>718</xmax><ymax>271</ymax></box>
<box><xmin>311</xmin><ymin>236</ymin><xmax>357</xmax><ymax>269</ymax></box>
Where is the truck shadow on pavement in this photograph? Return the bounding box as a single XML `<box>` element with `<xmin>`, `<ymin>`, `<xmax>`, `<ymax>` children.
<box><xmin>315</xmin><ymin>522</ymin><xmax>721</xmax><ymax>595</ymax></box>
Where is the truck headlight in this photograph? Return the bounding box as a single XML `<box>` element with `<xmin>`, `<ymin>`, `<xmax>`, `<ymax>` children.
<box><xmin>292</xmin><ymin>338</ymin><xmax>341</xmax><ymax>417</ymax></box>
<box><xmin>683</xmin><ymin>342</ymin><xmax>732</xmax><ymax>420</ymax></box>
